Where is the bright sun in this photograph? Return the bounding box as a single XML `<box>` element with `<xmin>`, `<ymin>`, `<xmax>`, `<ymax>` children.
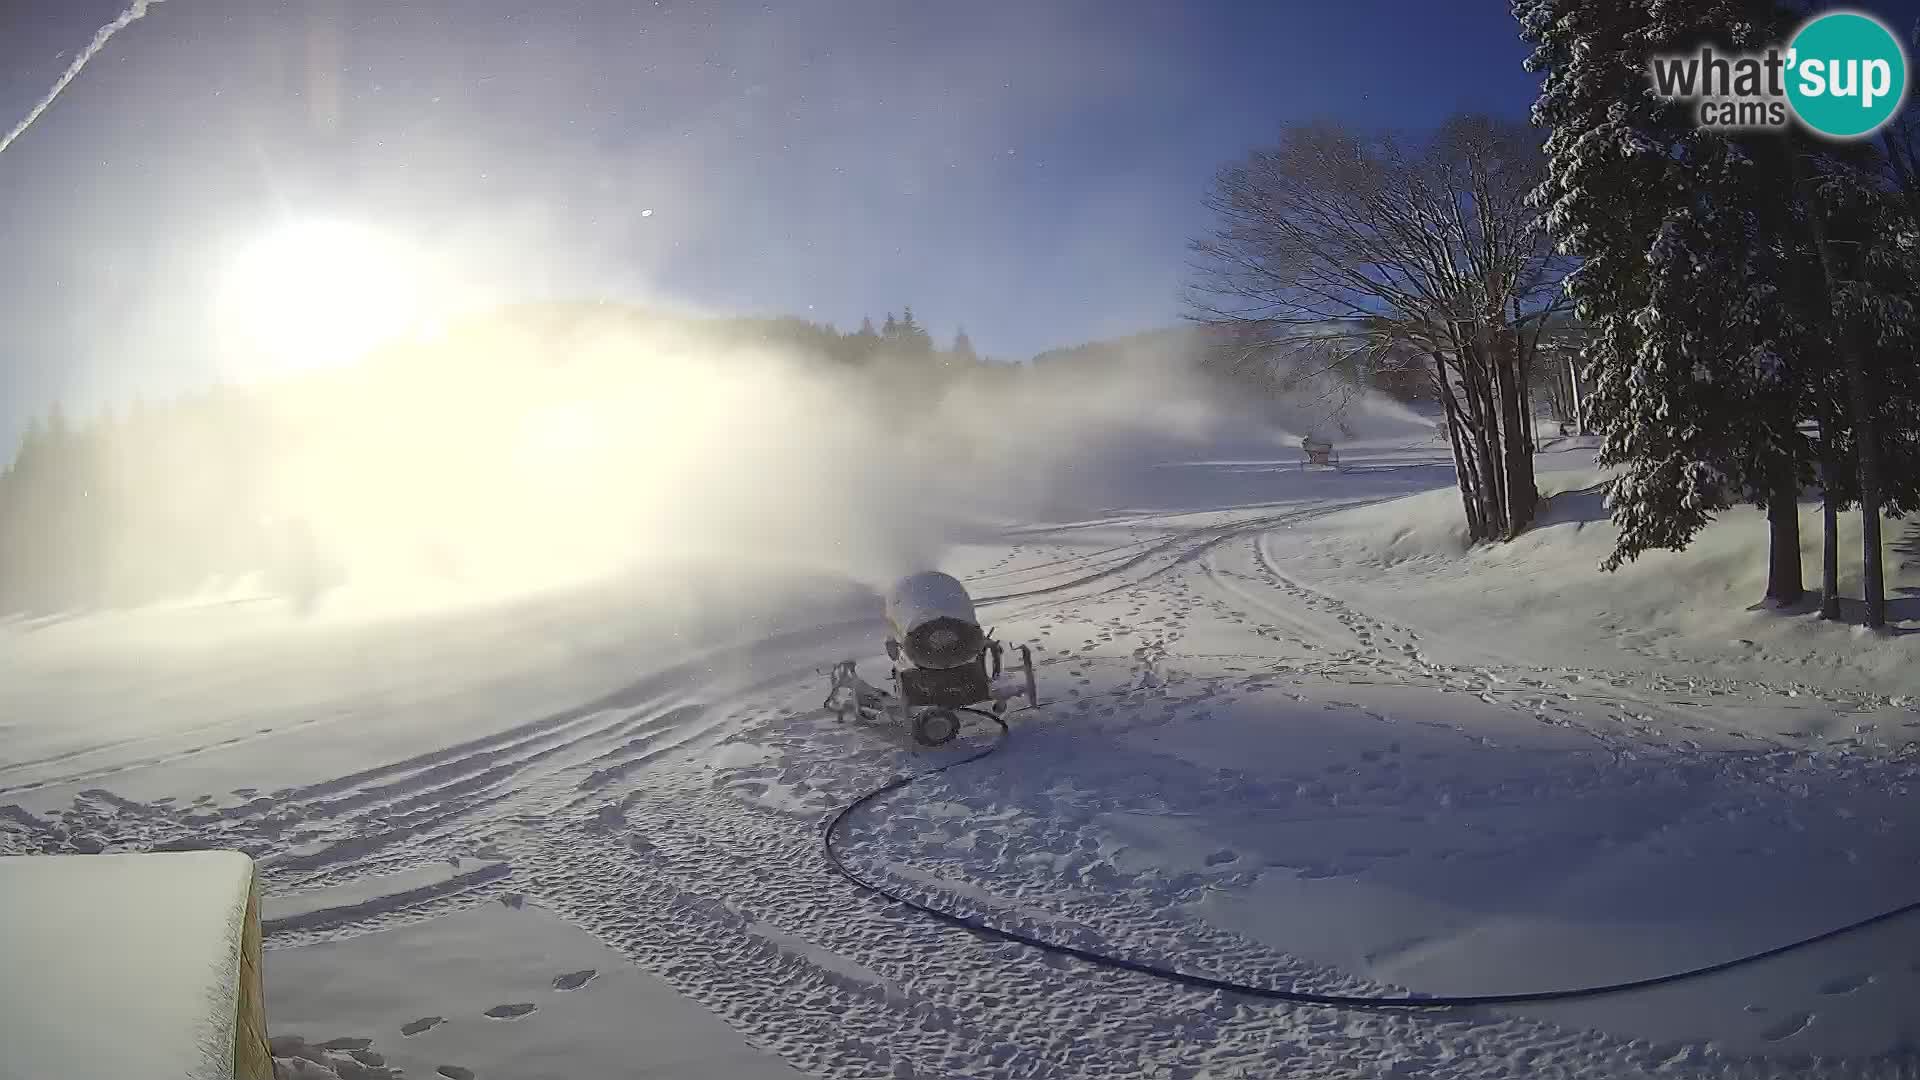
<box><xmin>220</xmin><ymin>220</ymin><xmax>430</xmax><ymax>372</ymax></box>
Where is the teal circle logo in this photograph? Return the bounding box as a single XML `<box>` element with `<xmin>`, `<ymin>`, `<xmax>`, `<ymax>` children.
<box><xmin>1786</xmin><ymin>11</ymin><xmax>1907</xmax><ymax>138</ymax></box>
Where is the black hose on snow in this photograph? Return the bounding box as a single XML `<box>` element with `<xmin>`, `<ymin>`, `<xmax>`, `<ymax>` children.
<box><xmin>822</xmin><ymin>709</ymin><xmax>1920</xmax><ymax>1009</ymax></box>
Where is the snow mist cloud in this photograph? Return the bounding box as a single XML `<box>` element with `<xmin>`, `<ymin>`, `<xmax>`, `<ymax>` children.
<box><xmin>253</xmin><ymin>313</ymin><xmax>1256</xmax><ymax>614</ymax></box>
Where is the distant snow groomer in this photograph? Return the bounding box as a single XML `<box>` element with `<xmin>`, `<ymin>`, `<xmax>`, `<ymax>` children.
<box><xmin>824</xmin><ymin>571</ymin><xmax>1039</xmax><ymax>746</ymax></box>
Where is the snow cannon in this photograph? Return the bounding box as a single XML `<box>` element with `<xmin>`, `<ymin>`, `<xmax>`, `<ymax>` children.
<box><xmin>824</xmin><ymin>571</ymin><xmax>1040</xmax><ymax>746</ymax></box>
<box><xmin>886</xmin><ymin>571</ymin><xmax>987</xmax><ymax>670</ymax></box>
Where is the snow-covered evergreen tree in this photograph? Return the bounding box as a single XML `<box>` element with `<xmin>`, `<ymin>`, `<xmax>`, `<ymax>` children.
<box><xmin>1794</xmin><ymin>144</ymin><xmax>1920</xmax><ymax>625</ymax></box>
<box><xmin>848</xmin><ymin>315</ymin><xmax>882</xmax><ymax>363</ymax></box>
<box><xmin>897</xmin><ymin>305</ymin><xmax>934</xmax><ymax>356</ymax></box>
<box><xmin>1520</xmin><ymin>0</ymin><xmax>1815</xmax><ymax>601</ymax></box>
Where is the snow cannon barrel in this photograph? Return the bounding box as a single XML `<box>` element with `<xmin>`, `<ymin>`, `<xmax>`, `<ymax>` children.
<box><xmin>886</xmin><ymin>571</ymin><xmax>987</xmax><ymax>670</ymax></box>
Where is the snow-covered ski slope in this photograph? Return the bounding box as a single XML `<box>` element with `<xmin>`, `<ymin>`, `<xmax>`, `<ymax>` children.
<box><xmin>3</xmin><ymin>428</ymin><xmax>1919</xmax><ymax>1079</ymax></box>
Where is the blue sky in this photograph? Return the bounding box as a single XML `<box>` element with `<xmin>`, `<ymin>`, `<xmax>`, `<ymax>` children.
<box><xmin>1</xmin><ymin>0</ymin><xmax>1888</xmax><ymax>451</ymax></box>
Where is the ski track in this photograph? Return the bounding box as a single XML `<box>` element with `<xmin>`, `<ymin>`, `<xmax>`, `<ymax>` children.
<box><xmin>5</xmin><ymin>499</ymin><xmax>1920</xmax><ymax>1077</ymax></box>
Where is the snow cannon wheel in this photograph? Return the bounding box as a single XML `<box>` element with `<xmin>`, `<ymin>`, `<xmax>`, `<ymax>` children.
<box><xmin>912</xmin><ymin>708</ymin><xmax>961</xmax><ymax>747</ymax></box>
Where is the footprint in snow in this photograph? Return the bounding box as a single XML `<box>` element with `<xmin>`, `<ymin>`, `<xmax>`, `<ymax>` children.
<box><xmin>1817</xmin><ymin>973</ymin><xmax>1872</xmax><ymax>995</ymax></box>
<box><xmin>401</xmin><ymin>1017</ymin><xmax>447</xmax><ymax>1037</ymax></box>
<box><xmin>1760</xmin><ymin>1011</ymin><xmax>1814</xmax><ymax>1041</ymax></box>
<box><xmin>552</xmin><ymin>969</ymin><xmax>598</xmax><ymax>991</ymax></box>
<box><xmin>485</xmin><ymin>1003</ymin><xmax>538</xmax><ymax>1020</ymax></box>
<box><xmin>318</xmin><ymin>1037</ymin><xmax>372</xmax><ymax>1051</ymax></box>
<box><xmin>437</xmin><ymin>1067</ymin><xmax>475</xmax><ymax>1080</ymax></box>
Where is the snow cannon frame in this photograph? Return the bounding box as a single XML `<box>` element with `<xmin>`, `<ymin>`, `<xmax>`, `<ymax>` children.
<box><xmin>823</xmin><ymin>571</ymin><xmax>1039</xmax><ymax>747</ymax></box>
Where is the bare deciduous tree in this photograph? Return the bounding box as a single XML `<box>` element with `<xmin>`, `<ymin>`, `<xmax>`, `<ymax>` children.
<box><xmin>1186</xmin><ymin>115</ymin><xmax>1572</xmax><ymax>541</ymax></box>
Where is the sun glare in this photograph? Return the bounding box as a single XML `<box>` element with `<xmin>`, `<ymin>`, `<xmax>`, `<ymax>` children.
<box><xmin>219</xmin><ymin>220</ymin><xmax>431</xmax><ymax>373</ymax></box>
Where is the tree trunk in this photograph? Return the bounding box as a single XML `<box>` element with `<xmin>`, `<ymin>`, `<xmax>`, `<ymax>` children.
<box><xmin>1459</xmin><ymin>332</ymin><xmax>1507</xmax><ymax>536</ymax></box>
<box><xmin>1493</xmin><ymin>326</ymin><xmax>1538</xmax><ymax>536</ymax></box>
<box><xmin>1819</xmin><ymin>412</ymin><xmax>1842</xmax><ymax>620</ymax></box>
<box><xmin>1567</xmin><ymin>355</ymin><xmax>1586</xmax><ymax>434</ymax></box>
<box><xmin>1799</xmin><ymin>152</ymin><xmax>1887</xmax><ymax>628</ymax></box>
<box><xmin>1459</xmin><ymin>336</ymin><xmax>1505</xmax><ymax>534</ymax></box>
<box><xmin>1432</xmin><ymin>350</ymin><xmax>1485</xmax><ymax>541</ymax></box>
<box><xmin>1518</xmin><ymin>346</ymin><xmax>1536</xmax><ymax>453</ymax></box>
<box><xmin>1851</xmin><ymin>381</ymin><xmax>1888</xmax><ymax>628</ymax></box>
<box><xmin>1766</xmin><ymin>468</ymin><xmax>1805</xmax><ymax>607</ymax></box>
<box><xmin>1839</xmin><ymin>267</ymin><xmax>1889</xmax><ymax>628</ymax></box>
<box><xmin>1821</xmin><ymin>495</ymin><xmax>1842</xmax><ymax>619</ymax></box>
<box><xmin>1550</xmin><ymin>354</ymin><xmax>1576</xmax><ymax>427</ymax></box>
<box><xmin>1441</xmin><ymin>375</ymin><xmax>1488</xmax><ymax>540</ymax></box>
<box><xmin>1445</xmin><ymin>400</ymin><xmax>1484</xmax><ymax>542</ymax></box>
<box><xmin>1514</xmin><ymin>313</ymin><xmax>1540</xmax><ymax>453</ymax></box>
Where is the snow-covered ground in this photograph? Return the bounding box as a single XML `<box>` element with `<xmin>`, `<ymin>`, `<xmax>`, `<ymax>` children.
<box><xmin>3</xmin><ymin>425</ymin><xmax>1919</xmax><ymax>1079</ymax></box>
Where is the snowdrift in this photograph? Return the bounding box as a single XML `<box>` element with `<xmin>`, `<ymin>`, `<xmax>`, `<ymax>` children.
<box><xmin>0</xmin><ymin>851</ymin><xmax>273</xmax><ymax>1080</ymax></box>
<box><xmin>1287</xmin><ymin>467</ymin><xmax>1920</xmax><ymax>694</ymax></box>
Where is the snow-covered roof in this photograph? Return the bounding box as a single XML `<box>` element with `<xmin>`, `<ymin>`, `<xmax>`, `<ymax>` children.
<box><xmin>0</xmin><ymin>851</ymin><xmax>263</xmax><ymax>1080</ymax></box>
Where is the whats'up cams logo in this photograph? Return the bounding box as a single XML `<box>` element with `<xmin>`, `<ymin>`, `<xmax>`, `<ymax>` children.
<box><xmin>1648</xmin><ymin>10</ymin><xmax>1908</xmax><ymax>138</ymax></box>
